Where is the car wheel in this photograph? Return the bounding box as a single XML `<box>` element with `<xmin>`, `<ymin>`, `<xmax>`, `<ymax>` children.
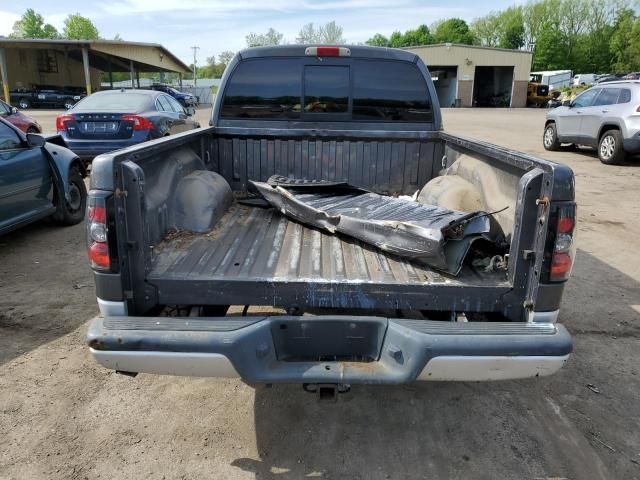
<box><xmin>63</xmin><ymin>98</ymin><xmax>75</xmax><ymax>110</ymax></box>
<box><xmin>19</xmin><ymin>98</ymin><xmax>31</xmax><ymax>109</ymax></box>
<box><xmin>598</xmin><ymin>130</ymin><xmax>626</xmax><ymax>165</ymax></box>
<box><xmin>52</xmin><ymin>165</ymin><xmax>87</xmax><ymax>226</ymax></box>
<box><xmin>26</xmin><ymin>126</ymin><xmax>40</xmax><ymax>134</ymax></box>
<box><xmin>543</xmin><ymin>123</ymin><xmax>561</xmax><ymax>151</ymax></box>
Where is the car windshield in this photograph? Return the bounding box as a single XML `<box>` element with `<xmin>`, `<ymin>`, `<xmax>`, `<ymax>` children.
<box><xmin>73</xmin><ymin>93</ymin><xmax>150</xmax><ymax>111</ymax></box>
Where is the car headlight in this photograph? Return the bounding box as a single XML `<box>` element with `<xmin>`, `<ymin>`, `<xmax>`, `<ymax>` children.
<box><xmin>73</xmin><ymin>95</ymin><xmax>81</xmax><ymax>100</ymax></box>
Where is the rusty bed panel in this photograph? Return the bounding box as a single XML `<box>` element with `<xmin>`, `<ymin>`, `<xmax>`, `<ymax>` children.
<box><xmin>149</xmin><ymin>205</ymin><xmax>506</xmax><ymax>287</ymax></box>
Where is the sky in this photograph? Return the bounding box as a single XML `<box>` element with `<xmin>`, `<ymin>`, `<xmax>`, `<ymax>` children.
<box><xmin>0</xmin><ymin>1</ymin><xmax>519</xmax><ymax>66</ymax></box>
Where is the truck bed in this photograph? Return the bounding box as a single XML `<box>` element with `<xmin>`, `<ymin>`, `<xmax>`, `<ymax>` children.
<box><xmin>147</xmin><ymin>203</ymin><xmax>509</xmax><ymax>308</ymax></box>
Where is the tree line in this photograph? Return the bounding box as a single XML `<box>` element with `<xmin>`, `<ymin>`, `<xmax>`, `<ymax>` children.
<box><xmin>197</xmin><ymin>21</ymin><xmax>346</xmax><ymax>78</ymax></box>
<box><xmin>11</xmin><ymin>1</ymin><xmax>640</xmax><ymax>80</ymax></box>
<box><xmin>365</xmin><ymin>0</ymin><xmax>639</xmax><ymax>74</ymax></box>
<box><xmin>10</xmin><ymin>8</ymin><xmax>103</xmax><ymax>40</ymax></box>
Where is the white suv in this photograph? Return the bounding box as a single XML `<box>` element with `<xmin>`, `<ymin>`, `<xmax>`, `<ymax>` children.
<box><xmin>543</xmin><ymin>81</ymin><xmax>640</xmax><ymax>164</ymax></box>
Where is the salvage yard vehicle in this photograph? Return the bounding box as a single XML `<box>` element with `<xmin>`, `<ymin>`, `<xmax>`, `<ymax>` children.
<box><xmin>150</xmin><ymin>84</ymin><xmax>198</xmax><ymax>107</ymax></box>
<box><xmin>0</xmin><ymin>117</ymin><xmax>87</xmax><ymax>235</ymax></box>
<box><xmin>543</xmin><ymin>80</ymin><xmax>638</xmax><ymax>164</ymax></box>
<box><xmin>527</xmin><ymin>81</ymin><xmax>560</xmax><ymax>108</ymax></box>
<box><xmin>56</xmin><ymin>89</ymin><xmax>200</xmax><ymax>161</ymax></box>
<box><xmin>86</xmin><ymin>46</ymin><xmax>576</xmax><ymax>393</ymax></box>
<box><xmin>10</xmin><ymin>86</ymin><xmax>84</xmax><ymax>110</ymax></box>
<box><xmin>0</xmin><ymin>99</ymin><xmax>42</xmax><ymax>133</ymax></box>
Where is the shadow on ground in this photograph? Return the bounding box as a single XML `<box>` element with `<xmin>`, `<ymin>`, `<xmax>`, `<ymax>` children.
<box><xmin>569</xmin><ymin>146</ymin><xmax>640</xmax><ymax>166</ymax></box>
<box><xmin>230</xmin><ymin>250</ymin><xmax>639</xmax><ymax>480</ymax></box>
<box><xmin>0</xmin><ymin>218</ymin><xmax>96</xmax><ymax>365</ymax></box>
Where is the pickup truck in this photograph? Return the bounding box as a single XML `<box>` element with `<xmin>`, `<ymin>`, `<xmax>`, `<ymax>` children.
<box><xmin>86</xmin><ymin>46</ymin><xmax>576</xmax><ymax>393</ymax></box>
<box><xmin>11</xmin><ymin>87</ymin><xmax>84</xmax><ymax>110</ymax></box>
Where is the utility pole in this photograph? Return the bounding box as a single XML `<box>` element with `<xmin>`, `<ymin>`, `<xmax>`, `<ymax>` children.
<box><xmin>190</xmin><ymin>46</ymin><xmax>200</xmax><ymax>88</ymax></box>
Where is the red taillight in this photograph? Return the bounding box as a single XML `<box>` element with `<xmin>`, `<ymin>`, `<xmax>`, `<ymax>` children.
<box><xmin>549</xmin><ymin>204</ymin><xmax>576</xmax><ymax>282</ymax></box>
<box><xmin>557</xmin><ymin>216</ymin><xmax>574</xmax><ymax>234</ymax></box>
<box><xmin>88</xmin><ymin>242</ymin><xmax>110</xmax><ymax>269</ymax></box>
<box><xmin>305</xmin><ymin>46</ymin><xmax>351</xmax><ymax>57</ymax></box>
<box><xmin>88</xmin><ymin>205</ymin><xmax>106</xmax><ymax>223</ymax></box>
<box><xmin>550</xmin><ymin>252</ymin><xmax>572</xmax><ymax>279</ymax></box>
<box><xmin>86</xmin><ymin>198</ymin><xmax>110</xmax><ymax>271</ymax></box>
<box><xmin>55</xmin><ymin>114</ymin><xmax>73</xmax><ymax>131</ymax></box>
<box><xmin>122</xmin><ymin>114</ymin><xmax>153</xmax><ymax>130</ymax></box>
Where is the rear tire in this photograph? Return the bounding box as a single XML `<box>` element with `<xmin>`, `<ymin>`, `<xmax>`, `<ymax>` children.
<box><xmin>598</xmin><ymin>129</ymin><xmax>626</xmax><ymax>165</ymax></box>
<box><xmin>52</xmin><ymin>165</ymin><xmax>87</xmax><ymax>226</ymax></box>
<box><xmin>543</xmin><ymin>123</ymin><xmax>561</xmax><ymax>151</ymax></box>
<box><xmin>63</xmin><ymin>97</ymin><xmax>75</xmax><ymax>110</ymax></box>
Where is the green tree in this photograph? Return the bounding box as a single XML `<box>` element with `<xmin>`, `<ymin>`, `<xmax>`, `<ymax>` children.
<box><xmin>498</xmin><ymin>7</ymin><xmax>525</xmax><ymax>49</ymax></box>
<box><xmin>532</xmin><ymin>27</ymin><xmax>566</xmax><ymax>70</ymax></box>
<box><xmin>366</xmin><ymin>24</ymin><xmax>433</xmax><ymax>48</ymax></box>
<box><xmin>218</xmin><ymin>51</ymin><xmax>235</xmax><ymax>66</ymax></box>
<box><xmin>245</xmin><ymin>28</ymin><xmax>284</xmax><ymax>47</ymax></box>
<box><xmin>63</xmin><ymin>13</ymin><xmax>100</xmax><ymax>40</ymax></box>
<box><xmin>627</xmin><ymin>18</ymin><xmax>640</xmax><ymax>71</ymax></box>
<box><xmin>10</xmin><ymin>8</ymin><xmax>59</xmax><ymax>39</ymax></box>
<box><xmin>402</xmin><ymin>25</ymin><xmax>433</xmax><ymax>46</ymax></box>
<box><xmin>432</xmin><ymin>18</ymin><xmax>476</xmax><ymax>44</ymax></box>
<box><xmin>610</xmin><ymin>8</ymin><xmax>636</xmax><ymax>71</ymax></box>
<box><xmin>473</xmin><ymin>8</ymin><xmax>524</xmax><ymax>49</ymax></box>
<box><xmin>365</xmin><ymin>33</ymin><xmax>389</xmax><ymax>47</ymax></box>
<box><xmin>472</xmin><ymin>13</ymin><xmax>501</xmax><ymax>47</ymax></box>
<box><xmin>388</xmin><ymin>31</ymin><xmax>405</xmax><ymax>48</ymax></box>
<box><xmin>296</xmin><ymin>21</ymin><xmax>345</xmax><ymax>44</ymax></box>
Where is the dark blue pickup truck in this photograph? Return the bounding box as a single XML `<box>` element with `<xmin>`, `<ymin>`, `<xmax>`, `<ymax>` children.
<box><xmin>85</xmin><ymin>46</ymin><xmax>576</xmax><ymax>395</ymax></box>
<box><xmin>0</xmin><ymin>117</ymin><xmax>87</xmax><ymax>235</ymax></box>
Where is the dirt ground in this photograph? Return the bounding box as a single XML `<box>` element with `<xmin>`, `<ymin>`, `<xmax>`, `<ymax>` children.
<box><xmin>1</xmin><ymin>107</ymin><xmax>639</xmax><ymax>480</ymax></box>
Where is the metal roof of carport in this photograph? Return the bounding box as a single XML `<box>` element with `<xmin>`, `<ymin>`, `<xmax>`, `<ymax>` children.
<box><xmin>0</xmin><ymin>38</ymin><xmax>190</xmax><ymax>73</ymax></box>
<box><xmin>0</xmin><ymin>38</ymin><xmax>190</xmax><ymax>103</ymax></box>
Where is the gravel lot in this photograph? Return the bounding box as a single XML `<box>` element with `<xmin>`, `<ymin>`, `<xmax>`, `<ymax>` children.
<box><xmin>1</xmin><ymin>107</ymin><xmax>639</xmax><ymax>480</ymax></box>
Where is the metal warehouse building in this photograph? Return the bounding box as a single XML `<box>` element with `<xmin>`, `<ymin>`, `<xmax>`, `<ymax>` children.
<box><xmin>0</xmin><ymin>38</ymin><xmax>190</xmax><ymax>104</ymax></box>
<box><xmin>406</xmin><ymin>44</ymin><xmax>533</xmax><ymax>108</ymax></box>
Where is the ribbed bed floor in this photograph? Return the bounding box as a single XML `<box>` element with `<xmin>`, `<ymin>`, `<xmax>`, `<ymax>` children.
<box><xmin>149</xmin><ymin>204</ymin><xmax>506</xmax><ymax>287</ymax></box>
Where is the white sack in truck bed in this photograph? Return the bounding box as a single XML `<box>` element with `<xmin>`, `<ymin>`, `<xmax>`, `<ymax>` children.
<box><xmin>250</xmin><ymin>176</ymin><xmax>504</xmax><ymax>276</ymax></box>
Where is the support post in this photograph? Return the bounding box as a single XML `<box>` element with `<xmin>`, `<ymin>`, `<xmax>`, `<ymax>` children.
<box><xmin>108</xmin><ymin>57</ymin><xmax>113</xmax><ymax>89</ymax></box>
<box><xmin>179</xmin><ymin>73</ymin><xmax>183</xmax><ymax>89</ymax></box>
<box><xmin>136</xmin><ymin>70</ymin><xmax>140</xmax><ymax>89</ymax></box>
<box><xmin>82</xmin><ymin>47</ymin><xmax>92</xmax><ymax>95</ymax></box>
<box><xmin>130</xmin><ymin>60</ymin><xmax>135</xmax><ymax>89</ymax></box>
<box><xmin>0</xmin><ymin>48</ymin><xmax>10</xmax><ymax>104</ymax></box>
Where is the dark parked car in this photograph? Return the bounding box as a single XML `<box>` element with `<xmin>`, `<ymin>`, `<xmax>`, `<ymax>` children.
<box><xmin>0</xmin><ymin>99</ymin><xmax>42</xmax><ymax>133</ymax></box>
<box><xmin>10</xmin><ymin>87</ymin><xmax>85</xmax><ymax>110</ymax></box>
<box><xmin>57</xmin><ymin>89</ymin><xmax>200</xmax><ymax>161</ymax></box>
<box><xmin>0</xmin><ymin>117</ymin><xmax>87</xmax><ymax>235</ymax></box>
<box><xmin>150</xmin><ymin>84</ymin><xmax>197</xmax><ymax>106</ymax></box>
<box><xmin>595</xmin><ymin>75</ymin><xmax>622</xmax><ymax>84</ymax></box>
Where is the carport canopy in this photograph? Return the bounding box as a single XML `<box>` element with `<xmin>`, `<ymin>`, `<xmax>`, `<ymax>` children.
<box><xmin>0</xmin><ymin>38</ymin><xmax>190</xmax><ymax>103</ymax></box>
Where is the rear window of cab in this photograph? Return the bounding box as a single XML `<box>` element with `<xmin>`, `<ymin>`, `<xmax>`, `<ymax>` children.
<box><xmin>221</xmin><ymin>58</ymin><xmax>433</xmax><ymax>123</ymax></box>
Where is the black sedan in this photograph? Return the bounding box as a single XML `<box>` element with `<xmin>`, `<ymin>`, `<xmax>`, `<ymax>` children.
<box><xmin>56</xmin><ymin>89</ymin><xmax>200</xmax><ymax>161</ymax></box>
